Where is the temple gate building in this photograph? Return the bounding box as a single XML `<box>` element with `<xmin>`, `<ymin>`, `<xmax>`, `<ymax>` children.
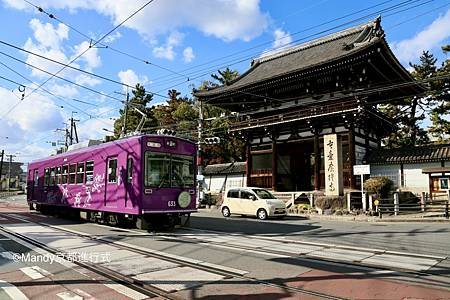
<box><xmin>195</xmin><ymin>18</ymin><xmax>422</xmax><ymax>193</ymax></box>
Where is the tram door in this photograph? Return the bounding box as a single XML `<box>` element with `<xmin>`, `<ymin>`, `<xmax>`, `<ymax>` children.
<box><xmin>124</xmin><ymin>155</ymin><xmax>134</xmax><ymax>208</ymax></box>
<box><xmin>105</xmin><ymin>156</ymin><xmax>120</xmax><ymax>208</ymax></box>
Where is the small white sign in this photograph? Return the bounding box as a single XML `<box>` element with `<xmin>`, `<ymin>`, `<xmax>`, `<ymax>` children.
<box><xmin>353</xmin><ymin>164</ymin><xmax>370</xmax><ymax>175</ymax></box>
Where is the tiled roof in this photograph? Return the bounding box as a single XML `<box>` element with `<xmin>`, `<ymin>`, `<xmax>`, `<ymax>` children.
<box><xmin>195</xmin><ymin>18</ymin><xmax>388</xmax><ymax>98</ymax></box>
<box><xmin>204</xmin><ymin>162</ymin><xmax>246</xmax><ymax>175</ymax></box>
<box><xmin>365</xmin><ymin>144</ymin><xmax>450</xmax><ymax>165</ymax></box>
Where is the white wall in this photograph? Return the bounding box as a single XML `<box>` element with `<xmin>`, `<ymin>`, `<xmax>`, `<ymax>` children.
<box><xmin>370</xmin><ymin>162</ymin><xmax>442</xmax><ymax>195</ymax></box>
<box><xmin>403</xmin><ymin>162</ymin><xmax>440</xmax><ymax>194</ymax></box>
<box><xmin>206</xmin><ymin>174</ymin><xmax>246</xmax><ymax>192</ymax></box>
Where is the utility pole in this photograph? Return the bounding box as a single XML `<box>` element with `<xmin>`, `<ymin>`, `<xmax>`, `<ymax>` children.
<box><xmin>122</xmin><ymin>91</ymin><xmax>130</xmax><ymax>137</ymax></box>
<box><xmin>197</xmin><ymin>100</ymin><xmax>204</xmax><ymax>206</ymax></box>
<box><xmin>7</xmin><ymin>154</ymin><xmax>16</xmax><ymax>192</ymax></box>
<box><xmin>69</xmin><ymin>112</ymin><xmax>79</xmax><ymax>146</ymax></box>
<box><xmin>0</xmin><ymin>150</ymin><xmax>4</xmax><ymax>191</ymax></box>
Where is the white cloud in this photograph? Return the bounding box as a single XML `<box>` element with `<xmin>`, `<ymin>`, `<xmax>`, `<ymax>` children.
<box><xmin>77</xmin><ymin>117</ymin><xmax>114</xmax><ymax>141</ymax></box>
<box><xmin>29</xmin><ymin>18</ymin><xmax>69</xmax><ymax>50</ymax></box>
<box><xmin>103</xmin><ymin>31</ymin><xmax>122</xmax><ymax>44</ymax></box>
<box><xmin>259</xmin><ymin>28</ymin><xmax>293</xmax><ymax>58</ymax></box>
<box><xmin>3</xmin><ymin>0</ymin><xmax>268</xmax><ymax>42</ymax></box>
<box><xmin>272</xmin><ymin>28</ymin><xmax>292</xmax><ymax>50</ymax></box>
<box><xmin>117</xmin><ymin>69</ymin><xmax>149</xmax><ymax>91</ymax></box>
<box><xmin>152</xmin><ymin>31</ymin><xmax>183</xmax><ymax>60</ymax></box>
<box><xmin>0</xmin><ymin>86</ymin><xmax>64</xmax><ymax>133</ymax></box>
<box><xmin>72</xmin><ymin>41</ymin><xmax>102</xmax><ymax>71</ymax></box>
<box><xmin>392</xmin><ymin>8</ymin><xmax>450</xmax><ymax>64</ymax></box>
<box><xmin>183</xmin><ymin>47</ymin><xmax>195</xmax><ymax>63</ymax></box>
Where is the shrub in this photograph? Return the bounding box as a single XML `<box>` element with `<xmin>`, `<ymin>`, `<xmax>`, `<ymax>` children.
<box><xmin>315</xmin><ymin>196</ymin><xmax>346</xmax><ymax>210</ymax></box>
<box><xmin>364</xmin><ymin>177</ymin><xmax>393</xmax><ymax>198</ymax></box>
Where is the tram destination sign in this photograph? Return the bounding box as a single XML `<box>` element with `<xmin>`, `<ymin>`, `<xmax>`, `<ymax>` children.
<box><xmin>353</xmin><ymin>164</ymin><xmax>371</xmax><ymax>175</ymax></box>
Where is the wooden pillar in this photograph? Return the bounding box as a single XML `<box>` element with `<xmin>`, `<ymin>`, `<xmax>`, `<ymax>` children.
<box><xmin>348</xmin><ymin>127</ymin><xmax>356</xmax><ymax>189</ymax></box>
<box><xmin>272</xmin><ymin>138</ymin><xmax>277</xmax><ymax>191</ymax></box>
<box><xmin>246</xmin><ymin>143</ymin><xmax>252</xmax><ymax>187</ymax></box>
<box><xmin>314</xmin><ymin>130</ymin><xmax>321</xmax><ymax>190</ymax></box>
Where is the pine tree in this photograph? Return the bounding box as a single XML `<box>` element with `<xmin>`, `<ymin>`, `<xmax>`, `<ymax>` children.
<box><xmin>113</xmin><ymin>84</ymin><xmax>157</xmax><ymax>139</ymax></box>
<box><xmin>381</xmin><ymin>51</ymin><xmax>437</xmax><ymax>147</ymax></box>
<box><xmin>428</xmin><ymin>45</ymin><xmax>450</xmax><ymax>143</ymax></box>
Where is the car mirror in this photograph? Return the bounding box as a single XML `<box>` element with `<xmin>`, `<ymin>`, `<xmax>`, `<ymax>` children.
<box><xmin>249</xmin><ymin>195</ymin><xmax>256</xmax><ymax>200</ymax></box>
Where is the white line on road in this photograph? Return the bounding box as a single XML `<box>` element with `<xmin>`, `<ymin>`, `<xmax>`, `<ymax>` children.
<box><xmin>20</xmin><ymin>267</ymin><xmax>45</xmax><ymax>279</ymax></box>
<box><xmin>0</xmin><ymin>279</ymin><xmax>29</xmax><ymax>300</ymax></box>
<box><xmin>104</xmin><ymin>283</ymin><xmax>148</xmax><ymax>300</ymax></box>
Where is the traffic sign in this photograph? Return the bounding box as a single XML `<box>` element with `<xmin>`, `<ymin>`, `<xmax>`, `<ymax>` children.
<box><xmin>353</xmin><ymin>164</ymin><xmax>370</xmax><ymax>175</ymax></box>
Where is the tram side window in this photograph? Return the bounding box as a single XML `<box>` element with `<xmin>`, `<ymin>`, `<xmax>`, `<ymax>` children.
<box><xmin>85</xmin><ymin>161</ymin><xmax>94</xmax><ymax>184</ymax></box>
<box><xmin>50</xmin><ymin>167</ymin><xmax>56</xmax><ymax>186</ymax></box>
<box><xmin>56</xmin><ymin>166</ymin><xmax>61</xmax><ymax>184</ymax></box>
<box><xmin>76</xmin><ymin>162</ymin><xmax>85</xmax><ymax>184</ymax></box>
<box><xmin>62</xmin><ymin>165</ymin><xmax>69</xmax><ymax>184</ymax></box>
<box><xmin>44</xmin><ymin>168</ymin><xmax>50</xmax><ymax>186</ymax></box>
<box><xmin>108</xmin><ymin>158</ymin><xmax>118</xmax><ymax>183</ymax></box>
<box><xmin>33</xmin><ymin>170</ymin><xmax>39</xmax><ymax>187</ymax></box>
<box><xmin>127</xmin><ymin>158</ymin><xmax>133</xmax><ymax>183</ymax></box>
<box><xmin>69</xmin><ymin>164</ymin><xmax>76</xmax><ymax>184</ymax></box>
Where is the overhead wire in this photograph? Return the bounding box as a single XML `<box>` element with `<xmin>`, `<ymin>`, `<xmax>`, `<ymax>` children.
<box><xmin>0</xmin><ymin>40</ymin><xmax>169</xmax><ymax>100</ymax></box>
<box><xmin>148</xmin><ymin>0</ymin><xmax>423</xmax><ymax>88</ymax></box>
<box><xmin>150</xmin><ymin>0</ymin><xmax>435</xmax><ymax>92</ymax></box>
<box><xmin>4</xmin><ymin>0</ymin><xmax>158</xmax><ymax>118</ymax></box>
<box><xmin>21</xmin><ymin>0</ymin><xmax>189</xmax><ymax>80</ymax></box>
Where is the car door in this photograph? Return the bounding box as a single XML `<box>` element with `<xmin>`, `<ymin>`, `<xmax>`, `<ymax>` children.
<box><xmin>240</xmin><ymin>190</ymin><xmax>258</xmax><ymax>215</ymax></box>
<box><xmin>226</xmin><ymin>189</ymin><xmax>241</xmax><ymax>213</ymax></box>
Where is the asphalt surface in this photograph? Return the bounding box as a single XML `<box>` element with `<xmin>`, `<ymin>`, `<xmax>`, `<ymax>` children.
<box><xmin>1</xmin><ymin>194</ymin><xmax>450</xmax><ymax>299</ymax></box>
<box><xmin>191</xmin><ymin>208</ymin><xmax>450</xmax><ymax>257</ymax></box>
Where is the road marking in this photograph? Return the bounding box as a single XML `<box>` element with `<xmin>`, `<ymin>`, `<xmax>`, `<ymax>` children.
<box><xmin>20</xmin><ymin>267</ymin><xmax>45</xmax><ymax>279</ymax></box>
<box><xmin>56</xmin><ymin>291</ymin><xmax>83</xmax><ymax>300</ymax></box>
<box><xmin>31</xmin><ymin>266</ymin><xmax>52</xmax><ymax>277</ymax></box>
<box><xmin>0</xmin><ymin>279</ymin><xmax>29</xmax><ymax>300</ymax></box>
<box><xmin>133</xmin><ymin>266</ymin><xmax>224</xmax><ymax>292</ymax></box>
<box><xmin>104</xmin><ymin>283</ymin><xmax>148</xmax><ymax>300</ymax></box>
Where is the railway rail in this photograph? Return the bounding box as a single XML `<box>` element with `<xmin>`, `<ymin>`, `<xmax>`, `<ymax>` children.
<box><xmin>0</xmin><ymin>212</ymin><xmax>349</xmax><ymax>300</ymax></box>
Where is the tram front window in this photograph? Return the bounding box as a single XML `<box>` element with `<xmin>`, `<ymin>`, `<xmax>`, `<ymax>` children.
<box><xmin>144</xmin><ymin>152</ymin><xmax>194</xmax><ymax>188</ymax></box>
<box><xmin>145</xmin><ymin>152</ymin><xmax>170</xmax><ymax>188</ymax></box>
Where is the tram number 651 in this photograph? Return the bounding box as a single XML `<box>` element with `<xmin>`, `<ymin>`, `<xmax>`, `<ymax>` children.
<box><xmin>168</xmin><ymin>201</ymin><xmax>176</xmax><ymax>207</ymax></box>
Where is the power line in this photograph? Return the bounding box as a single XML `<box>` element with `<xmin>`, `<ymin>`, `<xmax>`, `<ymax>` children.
<box><xmin>147</xmin><ymin>0</ymin><xmax>418</xmax><ymax>86</ymax></box>
<box><xmin>0</xmin><ymin>60</ymin><xmax>106</xmax><ymax>122</ymax></box>
<box><xmin>0</xmin><ymin>61</ymin><xmax>95</xmax><ymax>107</ymax></box>
<box><xmin>21</xmin><ymin>0</ymin><xmax>187</xmax><ymax>80</ymax></box>
<box><xmin>150</xmin><ymin>0</ymin><xmax>433</xmax><ymax>91</ymax></box>
<box><xmin>0</xmin><ymin>51</ymin><xmax>125</xmax><ymax>104</ymax></box>
<box><xmin>0</xmin><ymin>39</ymin><xmax>170</xmax><ymax>100</ymax></box>
<box><xmin>11</xmin><ymin>0</ymin><xmax>158</xmax><ymax>115</ymax></box>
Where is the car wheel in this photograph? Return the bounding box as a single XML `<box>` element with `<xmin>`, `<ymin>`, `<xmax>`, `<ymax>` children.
<box><xmin>222</xmin><ymin>206</ymin><xmax>231</xmax><ymax>217</ymax></box>
<box><xmin>257</xmin><ymin>208</ymin><xmax>267</xmax><ymax>220</ymax></box>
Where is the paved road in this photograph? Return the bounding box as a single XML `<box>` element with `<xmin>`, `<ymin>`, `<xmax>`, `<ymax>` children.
<box><xmin>191</xmin><ymin>209</ymin><xmax>450</xmax><ymax>258</ymax></box>
<box><xmin>1</xmin><ymin>197</ymin><xmax>450</xmax><ymax>299</ymax></box>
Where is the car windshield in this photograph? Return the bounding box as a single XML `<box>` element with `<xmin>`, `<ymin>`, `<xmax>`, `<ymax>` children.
<box><xmin>252</xmin><ymin>189</ymin><xmax>276</xmax><ymax>199</ymax></box>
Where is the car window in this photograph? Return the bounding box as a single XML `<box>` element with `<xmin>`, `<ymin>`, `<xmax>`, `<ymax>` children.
<box><xmin>253</xmin><ymin>189</ymin><xmax>276</xmax><ymax>199</ymax></box>
<box><xmin>240</xmin><ymin>190</ymin><xmax>255</xmax><ymax>200</ymax></box>
<box><xmin>227</xmin><ymin>189</ymin><xmax>239</xmax><ymax>198</ymax></box>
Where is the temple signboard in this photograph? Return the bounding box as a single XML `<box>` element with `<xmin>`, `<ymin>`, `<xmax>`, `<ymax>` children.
<box><xmin>324</xmin><ymin>134</ymin><xmax>343</xmax><ymax>196</ymax></box>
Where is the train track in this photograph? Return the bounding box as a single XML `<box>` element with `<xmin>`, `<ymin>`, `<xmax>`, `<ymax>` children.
<box><xmin>0</xmin><ymin>212</ymin><xmax>349</xmax><ymax>300</ymax></box>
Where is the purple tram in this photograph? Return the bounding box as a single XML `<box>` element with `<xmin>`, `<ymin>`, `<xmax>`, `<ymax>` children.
<box><xmin>27</xmin><ymin>134</ymin><xmax>197</xmax><ymax>228</ymax></box>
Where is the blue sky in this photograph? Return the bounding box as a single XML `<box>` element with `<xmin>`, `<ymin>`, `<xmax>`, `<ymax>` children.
<box><xmin>0</xmin><ymin>0</ymin><xmax>449</xmax><ymax>163</ymax></box>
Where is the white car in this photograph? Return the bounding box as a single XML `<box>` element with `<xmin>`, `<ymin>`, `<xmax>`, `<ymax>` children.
<box><xmin>221</xmin><ymin>187</ymin><xmax>287</xmax><ymax>220</ymax></box>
